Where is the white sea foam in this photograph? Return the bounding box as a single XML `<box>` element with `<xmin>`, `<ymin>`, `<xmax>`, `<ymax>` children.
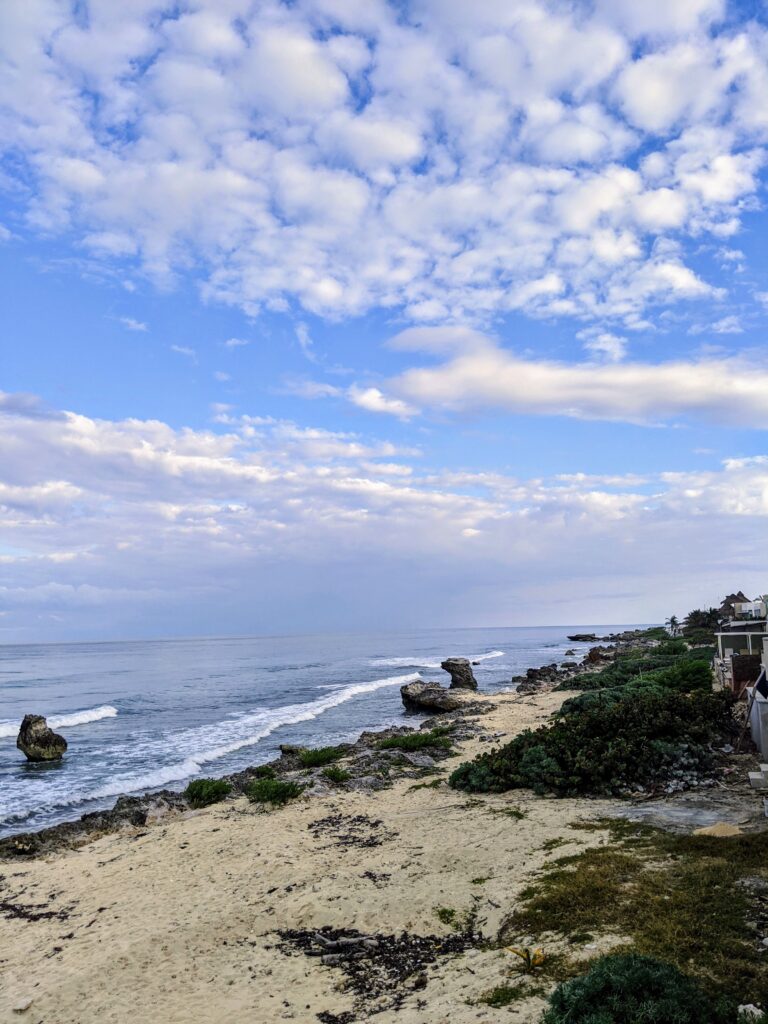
<box><xmin>0</xmin><ymin>704</ymin><xmax>118</xmax><ymax>739</ymax></box>
<box><xmin>370</xmin><ymin>650</ymin><xmax>505</xmax><ymax>669</ymax></box>
<box><xmin>0</xmin><ymin>673</ymin><xmax>421</xmax><ymax>822</ymax></box>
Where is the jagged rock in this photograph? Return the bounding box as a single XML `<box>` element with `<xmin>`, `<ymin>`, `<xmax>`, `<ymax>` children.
<box><xmin>400</xmin><ymin>681</ymin><xmax>464</xmax><ymax>713</ymax></box>
<box><xmin>565</xmin><ymin>649</ymin><xmax>576</xmax><ymax>656</ymax></box>
<box><xmin>441</xmin><ymin>658</ymin><xmax>478</xmax><ymax>690</ymax></box>
<box><xmin>16</xmin><ymin>715</ymin><xmax>67</xmax><ymax>762</ymax></box>
<box><xmin>567</xmin><ymin>633</ymin><xmax>599</xmax><ymax>642</ymax></box>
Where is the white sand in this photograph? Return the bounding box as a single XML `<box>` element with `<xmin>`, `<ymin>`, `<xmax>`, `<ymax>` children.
<box><xmin>0</xmin><ymin>691</ymin><xmax>619</xmax><ymax>1024</ymax></box>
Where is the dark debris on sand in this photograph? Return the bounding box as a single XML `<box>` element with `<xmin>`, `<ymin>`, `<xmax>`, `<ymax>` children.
<box><xmin>276</xmin><ymin>925</ymin><xmax>476</xmax><ymax>1017</ymax></box>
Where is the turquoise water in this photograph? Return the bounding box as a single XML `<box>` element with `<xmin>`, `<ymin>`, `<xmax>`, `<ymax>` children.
<box><xmin>0</xmin><ymin>625</ymin><xmax>640</xmax><ymax>836</ymax></box>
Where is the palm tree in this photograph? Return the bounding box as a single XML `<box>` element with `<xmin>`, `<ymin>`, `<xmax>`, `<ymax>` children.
<box><xmin>665</xmin><ymin>615</ymin><xmax>680</xmax><ymax>636</ymax></box>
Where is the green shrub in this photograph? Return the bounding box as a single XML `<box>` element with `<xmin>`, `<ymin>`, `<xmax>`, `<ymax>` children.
<box><xmin>184</xmin><ymin>777</ymin><xmax>233</xmax><ymax>808</ymax></box>
<box><xmin>378</xmin><ymin>727</ymin><xmax>453</xmax><ymax>752</ymax></box>
<box><xmin>252</xmin><ymin>764</ymin><xmax>276</xmax><ymax>779</ymax></box>
<box><xmin>558</xmin><ymin>661</ymin><xmax>714</xmax><ymax>717</ymax></box>
<box><xmin>321</xmin><ymin>765</ymin><xmax>351</xmax><ymax>785</ymax></box>
<box><xmin>542</xmin><ymin>953</ymin><xmax>732</xmax><ymax>1024</ymax></box>
<box><xmin>246</xmin><ymin>778</ymin><xmax>304</xmax><ymax>806</ymax></box>
<box><xmin>449</xmin><ymin>689</ymin><xmax>732</xmax><ymax>796</ymax></box>
<box><xmin>555</xmin><ymin>648</ymin><xmax>714</xmax><ymax>693</ymax></box>
<box><xmin>297</xmin><ymin>745</ymin><xmax>347</xmax><ymax>768</ymax></box>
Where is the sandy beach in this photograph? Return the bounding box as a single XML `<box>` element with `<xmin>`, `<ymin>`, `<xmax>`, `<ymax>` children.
<box><xmin>0</xmin><ymin>690</ymin><xmax>630</xmax><ymax>1024</ymax></box>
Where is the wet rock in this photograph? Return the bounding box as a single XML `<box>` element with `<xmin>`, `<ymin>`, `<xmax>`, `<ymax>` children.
<box><xmin>441</xmin><ymin>658</ymin><xmax>478</xmax><ymax>690</ymax></box>
<box><xmin>400</xmin><ymin>681</ymin><xmax>464</xmax><ymax>713</ymax></box>
<box><xmin>567</xmin><ymin>633</ymin><xmax>599</xmax><ymax>642</ymax></box>
<box><xmin>16</xmin><ymin>715</ymin><xmax>67</xmax><ymax>762</ymax></box>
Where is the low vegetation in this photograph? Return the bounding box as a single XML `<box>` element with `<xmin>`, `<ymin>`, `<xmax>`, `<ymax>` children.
<box><xmin>503</xmin><ymin>819</ymin><xmax>768</xmax><ymax>1009</ymax></box>
<box><xmin>449</xmin><ymin>687</ymin><xmax>731</xmax><ymax>796</ymax></box>
<box><xmin>183</xmin><ymin>777</ymin><xmax>232</xmax><ymax>808</ymax></box>
<box><xmin>252</xmin><ymin>764</ymin><xmax>276</xmax><ymax>779</ymax></box>
<box><xmin>378</xmin><ymin>726</ymin><xmax>454</xmax><ymax>752</ymax></box>
<box><xmin>542</xmin><ymin>953</ymin><xmax>732</xmax><ymax>1024</ymax></box>
<box><xmin>298</xmin><ymin>745</ymin><xmax>348</xmax><ymax>768</ymax></box>
<box><xmin>321</xmin><ymin>765</ymin><xmax>351</xmax><ymax>785</ymax></box>
<box><xmin>246</xmin><ymin>778</ymin><xmax>304</xmax><ymax>807</ymax></box>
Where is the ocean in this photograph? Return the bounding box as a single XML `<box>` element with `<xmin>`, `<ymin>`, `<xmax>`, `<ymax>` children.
<box><xmin>0</xmin><ymin>625</ymin><xmax>642</xmax><ymax>837</ymax></box>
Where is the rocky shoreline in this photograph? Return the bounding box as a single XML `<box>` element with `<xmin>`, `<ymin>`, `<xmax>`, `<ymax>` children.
<box><xmin>0</xmin><ymin>629</ymin><xmax>659</xmax><ymax>860</ymax></box>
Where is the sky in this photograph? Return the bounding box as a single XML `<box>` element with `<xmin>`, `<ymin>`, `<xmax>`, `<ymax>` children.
<box><xmin>1</xmin><ymin>0</ymin><xmax>768</xmax><ymax>642</ymax></box>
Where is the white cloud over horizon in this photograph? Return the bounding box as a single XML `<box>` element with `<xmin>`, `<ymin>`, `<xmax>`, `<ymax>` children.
<box><xmin>1</xmin><ymin>389</ymin><xmax>766</xmax><ymax>640</ymax></box>
<box><xmin>1</xmin><ymin>1</ymin><xmax>766</xmax><ymax>330</ymax></box>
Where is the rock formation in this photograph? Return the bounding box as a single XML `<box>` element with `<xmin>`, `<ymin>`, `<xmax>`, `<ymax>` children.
<box><xmin>16</xmin><ymin>715</ymin><xmax>67</xmax><ymax>762</ymax></box>
<box><xmin>400</xmin><ymin>681</ymin><xmax>465</xmax><ymax>713</ymax></box>
<box><xmin>440</xmin><ymin>658</ymin><xmax>478</xmax><ymax>690</ymax></box>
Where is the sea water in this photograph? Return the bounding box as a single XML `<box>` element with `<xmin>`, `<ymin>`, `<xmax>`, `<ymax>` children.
<box><xmin>0</xmin><ymin>625</ymin><xmax>643</xmax><ymax>837</ymax></box>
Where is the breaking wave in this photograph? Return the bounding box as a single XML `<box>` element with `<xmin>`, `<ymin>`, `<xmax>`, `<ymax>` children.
<box><xmin>0</xmin><ymin>673</ymin><xmax>420</xmax><ymax>824</ymax></box>
<box><xmin>0</xmin><ymin>704</ymin><xmax>117</xmax><ymax>739</ymax></box>
<box><xmin>370</xmin><ymin>649</ymin><xmax>505</xmax><ymax>669</ymax></box>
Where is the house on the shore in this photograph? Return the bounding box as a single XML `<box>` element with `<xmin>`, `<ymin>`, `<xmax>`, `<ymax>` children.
<box><xmin>714</xmin><ymin>594</ymin><xmax>768</xmax><ymax>693</ymax></box>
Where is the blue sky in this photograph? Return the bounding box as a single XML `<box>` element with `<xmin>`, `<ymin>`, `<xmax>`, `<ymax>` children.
<box><xmin>1</xmin><ymin>0</ymin><xmax>768</xmax><ymax>641</ymax></box>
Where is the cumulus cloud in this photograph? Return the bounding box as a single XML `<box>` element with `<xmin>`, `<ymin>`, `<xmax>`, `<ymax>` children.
<box><xmin>1</xmin><ymin>1</ymin><xmax>766</xmax><ymax>329</ymax></box>
<box><xmin>0</xmin><ymin>390</ymin><xmax>766</xmax><ymax>638</ymax></box>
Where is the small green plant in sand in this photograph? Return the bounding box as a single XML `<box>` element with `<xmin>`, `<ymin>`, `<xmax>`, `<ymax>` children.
<box><xmin>246</xmin><ymin>778</ymin><xmax>304</xmax><ymax>807</ymax></box>
<box><xmin>407</xmin><ymin>778</ymin><xmax>444</xmax><ymax>792</ymax></box>
<box><xmin>477</xmin><ymin>982</ymin><xmax>529</xmax><ymax>1007</ymax></box>
<box><xmin>252</xmin><ymin>764</ymin><xmax>276</xmax><ymax>779</ymax></box>
<box><xmin>434</xmin><ymin>905</ymin><xmax>477</xmax><ymax>934</ymax></box>
<box><xmin>321</xmin><ymin>765</ymin><xmax>351</xmax><ymax>785</ymax></box>
<box><xmin>378</xmin><ymin>727</ymin><xmax>454</xmax><ymax>752</ymax></box>
<box><xmin>184</xmin><ymin>777</ymin><xmax>232</xmax><ymax>808</ymax></box>
<box><xmin>298</xmin><ymin>745</ymin><xmax>347</xmax><ymax>768</ymax></box>
<box><xmin>542</xmin><ymin>953</ymin><xmax>732</xmax><ymax>1024</ymax></box>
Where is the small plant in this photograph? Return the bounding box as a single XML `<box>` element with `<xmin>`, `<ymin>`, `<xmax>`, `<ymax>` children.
<box><xmin>542</xmin><ymin>953</ymin><xmax>733</xmax><ymax>1024</ymax></box>
<box><xmin>184</xmin><ymin>777</ymin><xmax>232</xmax><ymax>808</ymax></box>
<box><xmin>434</xmin><ymin>905</ymin><xmax>477</xmax><ymax>933</ymax></box>
<box><xmin>470</xmin><ymin>876</ymin><xmax>490</xmax><ymax>885</ymax></box>
<box><xmin>246</xmin><ymin>778</ymin><xmax>304</xmax><ymax>807</ymax></box>
<box><xmin>435</xmin><ymin>906</ymin><xmax>457</xmax><ymax>927</ymax></box>
<box><xmin>378</xmin><ymin>727</ymin><xmax>454</xmax><ymax>752</ymax></box>
<box><xmin>321</xmin><ymin>765</ymin><xmax>351</xmax><ymax>785</ymax></box>
<box><xmin>298</xmin><ymin>745</ymin><xmax>347</xmax><ymax>768</ymax></box>
<box><xmin>477</xmin><ymin>983</ymin><xmax>527</xmax><ymax>1007</ymax></box>
<box><xmin>506</xmin><ymin>945</ymin><xmax>546</xmax><ymax>975</ymax></box>
<box><xmin>407</xmin><ymin>778</ymin><xmax>444</xmax><ymax>792</ymax></box>
<box><xmin>252</xmin><ymin>764</ymin><xmax>276</xmax><ymax>779</ymax></box>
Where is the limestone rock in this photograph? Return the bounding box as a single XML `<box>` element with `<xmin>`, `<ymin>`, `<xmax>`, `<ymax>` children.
<box><xmin>400</xmin><ymin>681</ymin><xmax>464</xmax><ymax>713</ymax></box>
<box><xmin>16</xmin><ymin>715</ymin><xmax>67</xmax><ymax>762</ymax></box>
<box><xmin>441</xmin><ymin>657</ymin><xmax>478</xmax><ymax>690</ymax></box>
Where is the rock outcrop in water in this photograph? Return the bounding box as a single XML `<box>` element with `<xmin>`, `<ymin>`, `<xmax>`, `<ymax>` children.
<box><xmin>16</xmin><ymin>715</ymin><xmax>67</xmax><ymax>762</ymax></box>
<box><xmin>440</xmin><ymin>658</ymin><xmax>478</xmax><ymax>690</ymax></box>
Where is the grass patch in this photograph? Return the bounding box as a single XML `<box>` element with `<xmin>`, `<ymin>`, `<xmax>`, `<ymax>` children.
<box><xmin>477</xmin><ymin>982</ymin><xmax>529</xmax><ymax>1006</ymax></box>
<box><xmin>407</xmin><ymin>778</ymin><xmax>444</xmax><ymax>792</ymax></box>
<box><xmin>321</xmin><ymin>765</ymin><xmax>351</xmax><ymax>785</ymax></box>
<box><xmin>489</xmin><ymin>806</ymin><xmax>527</xmax><ymax>819</ymax></box>
<box><xmin>298</xmin><ymin>745</ymin><xmax>347</xmax><ymax>768</ymax></box>
<box><xmin>246</xmin><ymin>778</ymin><xmax>304</xmax><ymax>807</ymax></box>
<box><xmin>378</xmin><ymin>726</ymin><xmax>454</xmax><ymax>752</ymax></box>
<box><xmin>252</xmin><ymin>764</ymin><xmax>276</xmax><ymax>779</ymax></box>
<box><xmin>184</xmin><ymin>777</ymin><xmax>232</xmax><ymax>808</ymax></box>
<box><xmin>434</xmin><ymin>905</ymin><xmax>477</xmax><ymax>933</ymax></box>
<box><xmin>502</xmin><ymin>818</ymin><xmax>768</xmax><ymax>1007</ymax></box>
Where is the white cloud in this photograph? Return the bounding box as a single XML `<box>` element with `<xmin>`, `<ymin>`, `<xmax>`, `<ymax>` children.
<box><xmin>386</xmin><ymin>328</ymin><xmax>768</xmax><ymax>426</ymax></box>
<box><xmin>582</xmin><ymin>332</ymin><xmax>628</xmax><ymax>362</ymax></box>
<box><xmin>1</xmin><ymin>1</ymin><xmax>765</xmax><ymax>330</ymax></box>
<box><xmin>222</xmin><ymin>337</ymin><xmax>250</xmax><ymax>348</ymax></box>
<box><xmin>347</xmin><ymin>385</ymin><xmax>417</xmax><ymax>420</ymax></box>
<box><xmin>171</xmin><ymin>344</ymin><xmax>196</xmax><ymax>360</ymax></box>
<box><xmin>213</xmin><ymin>371</ymin><xmax>231</xmax><ymax>382</ymax></box>
<box><xmin>118</xmin><ymin>316</ymin><xmax>147</xmax><ymax>332</ymax></box>
<box><xmin>1</xmin><ymin>390</ymin><xmax>767</xmax><ymax>637</ymax></box>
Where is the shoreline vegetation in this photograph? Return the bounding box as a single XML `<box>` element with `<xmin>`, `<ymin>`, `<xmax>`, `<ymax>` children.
<box><xmin>2</xmin><ymin>622</ymin><xmax>767</xmax><ymax>1022</ymax></box>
